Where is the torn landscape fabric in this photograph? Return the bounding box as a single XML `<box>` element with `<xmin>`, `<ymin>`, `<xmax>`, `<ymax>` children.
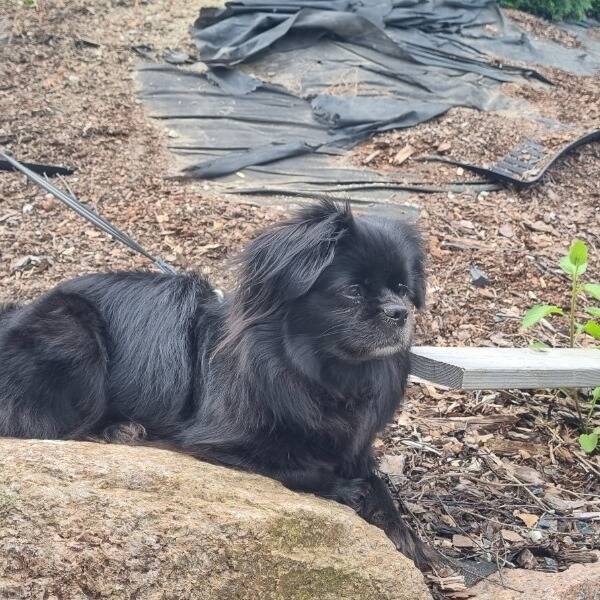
<box><xmin>137</xmin><ymin>0</ymin><xmax>600</xmax><ymax>209</ymax></box>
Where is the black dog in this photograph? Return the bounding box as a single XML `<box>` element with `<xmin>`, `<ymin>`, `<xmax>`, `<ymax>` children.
<box><xmin>0</xmin><ymin>200</ymin><xmax>434</xmax><ymax>566</ymax></box>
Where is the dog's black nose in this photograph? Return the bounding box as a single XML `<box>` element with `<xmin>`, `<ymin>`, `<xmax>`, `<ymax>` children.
<box><xmin>381</xmin><ymin>304</ymin><xmax>408</xmax><ymax>324</ymax></box>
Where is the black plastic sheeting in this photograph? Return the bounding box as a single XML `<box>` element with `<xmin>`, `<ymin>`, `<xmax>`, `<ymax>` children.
<box><xmin>0</xmin><ymin>159</ymin><xmax>74</xmax><ymax>177</ymax></box>
<box><xmin>137</xmin><ymin>0</ymin><xmax>600</xmax><ymax>210</ymax></box>
<box><xmin>192</xmin><ymin>0</ymin><xmax>597</xmax><ymax>75</ymax></box>
<box><xmin>421</xmin><ymin>129</ymin><xmax>600</xmax><ymax>188</ymax></box>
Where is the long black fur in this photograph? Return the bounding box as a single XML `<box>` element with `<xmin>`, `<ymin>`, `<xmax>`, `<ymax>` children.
<box><xmin>0</xmin><ymin>201</ymin><xmax>435</xmax><ymax>566</ymax></box>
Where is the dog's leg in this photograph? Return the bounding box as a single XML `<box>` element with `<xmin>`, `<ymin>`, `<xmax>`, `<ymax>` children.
<box><xmin>181</xmin><ymin>441</ymin><xmax>370</xmax><ymax>506</ymax></box>
<box><xmin>100</xmin><ymin>422</ymin><xmax>148</xmax><ymax>444</ymax></box>
<box><xmin>270</xmin><ymin>467</ymin><xmax>369</xmax><ymax>506</ymax></box>
<box><xmin>0</xmin><ymin>291</ymin><xmax>109</xmax><ymax>439</ymax></box>
<box><xmin>266</xmin><ymin>466</ymin><xmax>439</xmax><ymax>569</ymax></box>
<box><xmin>358</xmin><ymin>473</ymin><xmax>438</xmax><ymax>569</ymax></box>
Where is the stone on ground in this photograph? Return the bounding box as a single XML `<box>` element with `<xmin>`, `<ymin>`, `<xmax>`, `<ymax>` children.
<box><xmin>0</xmin><ymin>439</ymin><xmax>431</xmax><ymax>599</ymax></box>
<box><xmin>470</xmin><ymin>556</ymin><xmax>600</xmax><ymax>600</ymax></box>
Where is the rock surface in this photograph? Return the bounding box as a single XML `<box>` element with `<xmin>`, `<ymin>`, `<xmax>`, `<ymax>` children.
<box><xmin>469</xmin><ymin>557</ymin><xmax>600</xmax><ymax>600</ymax></box>
<box><xmin>0</xmin><ymin>439</ymin><xmax>431</xmax><ymax>599</ymax></box>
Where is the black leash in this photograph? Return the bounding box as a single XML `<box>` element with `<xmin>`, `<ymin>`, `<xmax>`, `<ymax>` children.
<box><xmin>0</xmin><ymin>151</ymin><xmax>177</xmax><ymax>276</ymax></box>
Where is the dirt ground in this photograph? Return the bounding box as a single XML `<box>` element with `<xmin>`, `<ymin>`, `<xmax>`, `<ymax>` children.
<box><xmin>0</xmin><ymin>0</ymin><xmax>281</xmax><ymax>300</ymax></box>
<box><xmin>1</xmin><ymin>1</ymin><xmax>599</xmax><ymax>597</ymax></box>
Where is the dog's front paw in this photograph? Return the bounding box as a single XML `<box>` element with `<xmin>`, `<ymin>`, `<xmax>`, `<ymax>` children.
<box><xmin>101</xmin><ymin>422</ymin><xmax>147</xmax><ymax>444</ymax></box>
<box><xmin>387</xmin><ymin>522</ymin><xmax>440</xmax><ymax>570</ymax></box>
<box><xmin>332</xmin><ymin>478</ymin><xmax>369</xmax><ymax>510</ymax></box>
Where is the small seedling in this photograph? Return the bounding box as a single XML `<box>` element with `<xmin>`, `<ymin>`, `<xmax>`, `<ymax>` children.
<box><xmin>522</xmin><ymin>239</ymin><xmax>600</xmax><ymax>454</ymax></box>
<box><xmin>579</xmin><ymin>387</ymin><xmax>600</xmax><ymax>454</ymax></box>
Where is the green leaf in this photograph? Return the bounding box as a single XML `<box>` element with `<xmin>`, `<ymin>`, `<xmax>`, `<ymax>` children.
<box><xmin>529</xmin><ymin>341</ymin><xmax>548</xmax><ymax>349</ymax></box>
<box><xmin>522</xmin><ymin>305</ymin><xmax>564</xmax><ymax>328</ymax></box>
<box><xmin>583</xmin><ymin>320</ymin><xmax>600</xmax><ymax>340</ymax></box>
<box><xmin>569</xmin><ymin>239</ymin><xmax>588</xmax><ymax>267</ymax></box>
<box><xmin>583</xmin><ymin>284</ymin><xmax>600</xmax><ymax>301</ymax></box>
<box><xmin>559</xmin><ymin>255</ymin><xmax>575</xmax><ymax>276</ymax></box>
<box><xmin>562</xmin><ymin>238</ymin><xmax>589</xmax><ymax>278</ymax></box>
<box><xmin>559</xmin><ymin>255</ymin><xmax>586</xmax><ymax>277</ymax></box>
<box><xmin>593</xmin><ymin>387</ymin><xmax>600</xmax><ymax>403</ymax></box>
<box><xmin>586</xmin><ymin>307</ymin><xmax>600</xmax><ymax>318</ymax></box>
<box><xmin>579</xmin><ymin>432</ymin><xmax>598</xmax><ymax>454</ymax></box>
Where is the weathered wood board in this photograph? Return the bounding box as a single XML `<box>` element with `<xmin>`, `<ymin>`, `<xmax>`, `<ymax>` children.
<box><xmin>410</xmin><ymin>346</ymin><xmax>600</xmax><ymax>390</ymax></box>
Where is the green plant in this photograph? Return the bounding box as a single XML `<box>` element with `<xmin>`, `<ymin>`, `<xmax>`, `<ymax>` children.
<box><xmin>579</xmin><ymin>387</ymin><xmax>600</xmax><ymax>453</ymax></box>
<box><xmin>522</xmin><ymin>239</ymin><xmax>600</xmax><ymax>454</ymax></box>
<box><xmin>500</xmin><ymin>0</ymin><xmax>599</xmax><ymax>20</ymax></box>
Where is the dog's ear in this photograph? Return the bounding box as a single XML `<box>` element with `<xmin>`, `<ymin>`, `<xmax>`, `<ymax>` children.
<box><xmin>237</xmin><ymin>200</ymin><xmax>353</xmax><ymax>313</ymax></box>
<box><xmin>411</xmin><ymin>250</ymin><xmax>426</xmax><ymax>309</ymax></box>
<box><xmin>406</xmin><ymin>226</ymin><xmax>426</xmax><ymax>310</ymax></box>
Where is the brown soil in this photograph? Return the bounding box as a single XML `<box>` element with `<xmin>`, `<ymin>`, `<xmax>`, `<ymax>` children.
<box><xmin>1</xmin><ymin>1</ymin><xmax>599</xmax><ymax>597</ymax></box>
<box><xmin>503</xmin><ymin>8</ymin><xmax>582</xmax><ymax>49</ymax></box>
<box><xmin>0</xmin><ymin>0</ymin><xmax>281</xmax><ymax>302</ymax></box>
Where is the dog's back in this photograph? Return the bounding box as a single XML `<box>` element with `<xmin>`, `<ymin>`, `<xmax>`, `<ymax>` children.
<box><xmin>0</xmin><ymin>272</ymin><xmax>219</xmax><ymax>439</ymax></box>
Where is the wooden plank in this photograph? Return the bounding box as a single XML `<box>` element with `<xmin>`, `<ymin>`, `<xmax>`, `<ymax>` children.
<box><xmin>409</xmin><ymin>346</ymin><xmax>600</xmax><ymax>390</ymax></box>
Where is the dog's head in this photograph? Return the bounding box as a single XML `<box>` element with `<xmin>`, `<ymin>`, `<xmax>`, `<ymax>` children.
<box><xmin>231</xmin><ymin>200</ymin><xmax>425</xmax><ymax>362</ymax></box>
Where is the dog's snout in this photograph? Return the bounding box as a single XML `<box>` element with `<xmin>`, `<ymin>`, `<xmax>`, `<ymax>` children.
<box><xmin>381</xmin><ymin>303</ymin><xmax>408</xmax><ymax>324</ymax></box>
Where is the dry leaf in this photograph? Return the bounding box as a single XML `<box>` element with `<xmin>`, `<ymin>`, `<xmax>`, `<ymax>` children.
<box><xmin>512</xmin><ymin>464</ymin><xmax>544</xmax><ymax>485</ymax></box>
<box><xmin>379</xmin><ymin>454</ymin><xmax>405</xmax><ymax>478</ymax></box>
<box><xmin>490</xmin><ymin>332</ymin><xmax>511</xmax><ymax>347</ymax></box>
<box><xmin>525</xmin><ymin>220</ymin><xmax>555</xmax><ymax>234</ymax></box>
<box><xmin>393</xmin><ymin>144</ymin><xmax>414</xmax><ymax>166</ymax></box>
<box><xmin>501</xmin><ymin>529</ymin><xmax>524</xmax><ymax>543</ymax></box>
<box><xmin>543</xmin><ymin>494</ymin><xmax>587</xmax><ymax>512</ymax></box>
<box><xmin>421</xmin><ymin>383</ymin><xmax>444</xmax><ymax>400</ymax></box>
<box><xmin>440</xmin><ymin>514</ymin><xmax>457</xmax><ymax>528</ymax></box>
<box><xmin>452</xmin><ymin>534</ymin><xmax>477</xmax><ymax>548</ymax></box>
<box><xmin>442</xmin><ymin>439</ymin><xmax>464</xmax><ymax>454</ymax></box>
<box><xmin>503</xmin><ymin>461</ymin><xmax>545</xmax><ymax>485</ymax></box>
<box><xmin>516</xmin><ymin>548</ymin><xmax>537</xmax><ymax>569</ymax></box>
<box><xmin>515</xmin><ymin>512</ymin><xmax>539</xmax><ymax>528</ymax></box>
<box><xmin>197</xmin><ymin>243</ymin><xmax>223</xmax><ymax>255</ymax></box>
<box><xmin>428</xmin><ymin>235</ymin><xmax>445</xmax><ymax>258</ymax></box>
<box><xmin>363</xmin><ymin>149</ymin><xmax>381</xmax><ymax>164</ymax></box>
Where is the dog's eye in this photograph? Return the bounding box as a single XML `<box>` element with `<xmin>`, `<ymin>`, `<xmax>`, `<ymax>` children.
<box><xmin>342</xmin><ymin>284</ymin><xmax>362</xmax><ymax>299</ymax></box>
<box><xmin>396</xmin><ymin>283</ymin><xmax>410</xmax><ymax>296</ymax></box>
